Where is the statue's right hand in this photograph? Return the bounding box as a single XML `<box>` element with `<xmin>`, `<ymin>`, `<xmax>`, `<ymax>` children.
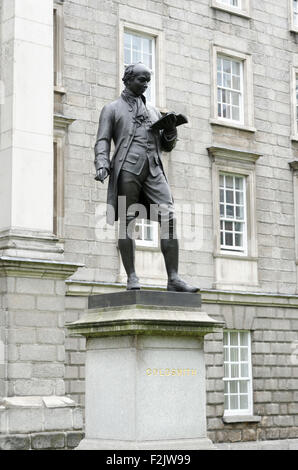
<box><xmin>95</xmin><ymin>168</ymin><xmax>109</xmax><ymax>183</ymax></box>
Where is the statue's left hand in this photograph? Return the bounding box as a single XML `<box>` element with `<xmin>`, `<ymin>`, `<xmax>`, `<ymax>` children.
<box><xmin>163</xmin><ymin>113</ymin><xmax>177</xmax><ymax>132</ymax></box>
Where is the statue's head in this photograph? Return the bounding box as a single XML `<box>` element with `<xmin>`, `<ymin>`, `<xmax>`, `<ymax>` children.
<box><xmin>122</xmin><ymin>63</ymin><xmax>151</xmax><ymax>96</ymax></box>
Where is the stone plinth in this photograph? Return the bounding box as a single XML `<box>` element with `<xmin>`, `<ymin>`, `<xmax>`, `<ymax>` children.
<box><xmin>68</xmin><ymin>291</ymin><xmax>224</xmax><ymax>450</ymax></box>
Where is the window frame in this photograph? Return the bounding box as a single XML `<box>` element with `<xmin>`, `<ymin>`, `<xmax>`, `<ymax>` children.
<box><xmin>223</xmin><ymin>330</ymin><xmax>253</xmax><ymax>417</ymax></box>
<box><xmin>216</xmin><ymin>55</ymin><xmax>244</xmax><ymax>125</ymax></box>
<box><xmin>210</xmin><ymin>45</ymin><xmax>255</xmax><ymax>132</ymax></box>
<box><xmin>211</xmin><ymin>0</ymin><xmax>250</xmax><ymax>18</ymax></box>
<box><xmin>118</xmin><ymin>20</ymin><xmax>166</xmax><ymax>110</ymax></box>
<box><xmin>53</xmin><ymin>114</ymin><xmax>74</xmax><ymax>239</ymax></box>
<box><xmin>291</xmin><ymin>66</ymin><xmax>298</xmax><ymax>141</ymax></box>
<box><xmin>289</xmin><ymin>0</ymin><xmax>298</xmax><ymax>33</ymax></box>
<box><xmin>53</xmin><ymin>130</ymin><xmax>65</xmax><ymax>239</ymax></box>
<box><xmin>135</xmin><ymin>219</ymin><xmax>159</xmax><ymax>249</ymax></box>
<box><xmin>209</xmin><ymin>146</ymin><xmax>259</xmax><ymax>260</ymax></box>
<box><xmin>219</xmin><ymin>173</ymin><xmax>248</xmax><ymax>254</ymax></box>
<box><xmin>123</xmin><ymin>29</ymin><xmax>156</xmax><ymax>106</ymax></box>
<box><xmin>53</xmin><ymin>1</ymin><xmax>65</xmax><ymax>94</ymax></box>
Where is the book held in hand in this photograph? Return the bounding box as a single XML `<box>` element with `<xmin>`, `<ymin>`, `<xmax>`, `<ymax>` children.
<box><xmin>150</xmin><ymin>112</ymin><xmax>188</xmax><ymax>131</ymax></box>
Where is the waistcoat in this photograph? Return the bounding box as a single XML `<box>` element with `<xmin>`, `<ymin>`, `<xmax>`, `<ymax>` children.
<box><xmin>122</xmin><ymin>95</ymin><xmax>162</xmax><ymax>177</ymax></box>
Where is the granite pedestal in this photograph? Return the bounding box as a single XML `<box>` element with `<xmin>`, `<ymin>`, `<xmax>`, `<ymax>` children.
<box><xmin>67</xmin><ymin>291</ymin><xmax>224</xmax><ymax>450</ymax></box>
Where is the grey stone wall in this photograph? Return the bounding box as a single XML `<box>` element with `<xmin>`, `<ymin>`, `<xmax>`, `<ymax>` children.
<box><xmin>0</xmin><ymin>431</ymin><xmax>84</xmax><ymax>450</ymax></box>
<box><xmin>1</xmin><ymin>277</ymin><xmax>67</xmax><ymax>398</ymax></box>
<box><xmin>204</xmin><ymin>295</ymin><xmax>298</xmax><ymax>443</ymax></box>
<box><xmin>59</xmin><ymin>0</ymin><xmax>298</xmax><ymax>444</ymax></box>
<box><xmin>62</xmin><ymin>0</ymin><xmax>298</xmax><ymax>293</ymax></box>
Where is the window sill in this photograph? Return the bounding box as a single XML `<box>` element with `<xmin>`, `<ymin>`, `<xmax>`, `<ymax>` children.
<box><xmin>291</xmin><ymin>135</ymin><xmax>298</xmax><ymax>142</ymax></box>
<box><xmin>209</xmin><ymin>118</ymin><xmax>256</xmax><ymax>133</ymax></box>
<box><xmin>223</xmin><ymin>415</ymin><xmax>261</xmax><ymax>424</ymax></box>
<box><xmin>290</xmin><ymin>27</ymin><xmax>298</xmax><ymax>34</ymax></box>
<box><xmin>135</xmin><ymin>244</ymin><xmax>160</xmax><ymax>252</ymax></box>
<box><xmin>211</xmin><ymin>4</ymin><xmax>250</xmax><ymax>19</ymax></box>
<box><xmin>214</xmin><ymin>253</ymin><xmax>257</xmax><ymax>262</ymax></box>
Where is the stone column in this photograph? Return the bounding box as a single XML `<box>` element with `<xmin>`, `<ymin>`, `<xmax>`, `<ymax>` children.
<box><xmin>0</xmin><ymin>1</ymin><xmax>84</xmax><ymax>450</ymax></box>
<box><xmin>68</xmin><ymin>291</ymin><xmax>224</xmax><ymax>450</ymax></box>
<box><xmin>0</xmin><ymin>0</ymin><xmax>59</xmax><ymax>258</ymax></box>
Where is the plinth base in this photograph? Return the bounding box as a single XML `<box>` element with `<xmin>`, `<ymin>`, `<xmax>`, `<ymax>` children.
<box><xmin>76</xmin><ymin>437</ymin><xmax>215</xmax><ymax>450</ymax></box>
<box><xmin>67</xmin><ymin>291</ymin><xmax>224</xmax><ymax>451</ymax></box>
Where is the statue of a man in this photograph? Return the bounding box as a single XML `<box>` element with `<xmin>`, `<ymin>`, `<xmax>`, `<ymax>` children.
<box><xmin>94</xmin><ymin>63</ymin><xmax>198</xmax><ymax>293</ymax></box>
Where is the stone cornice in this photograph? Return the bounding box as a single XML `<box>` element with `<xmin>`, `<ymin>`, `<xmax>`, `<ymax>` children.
<box><xmin>65</xmin><ymin>280</ymin><xmax>298</xmax><ymax>308</ymax></box>
<box><xmin>54</xmin><ymin>113</ymin><xmax>75</xmax><ymax>130</ymax></box>
<box><xmin>67</xmin><ymin>304</ymin><xmax>224</xmax><ymax>338</ymax></box>
<box><xmin>207</xmin><ymin>146</ymin><xmax>262</xmax><ymax>165</ymax></box>
<box><xmin>289</xmin><ymin>160</ymin><xmax>298</xmax><ymax>173</ymax></box>
<box><xmin>0</xmin><ymin>256</ymin><xmax>84</xmax><ymax>279</ymax></box>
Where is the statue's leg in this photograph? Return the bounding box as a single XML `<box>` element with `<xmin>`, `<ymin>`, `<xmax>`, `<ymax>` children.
<box><xmin>160</xmin><ymin>215</ymin><xmax>199</xmax><ymax>293</ymax></box>
<box><xmin>117</xmin><ymin>168</ymin><xmax>146</xmax><ymax>290</ymax></box>
<box><xmin>118</xmin><ymin>215</ymin><xmax>140</xmax><ymax>290</ymax></box>
<box><xmin>160</xmin><ymin>216</ymin><xmax>179</xmax><ymax>281</ymax></box>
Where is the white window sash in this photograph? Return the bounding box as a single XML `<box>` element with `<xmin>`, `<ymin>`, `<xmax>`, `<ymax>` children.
<box><xmin>135</xmin><ymin>219</ymin><xmax>159</xmax><ymax>248</ymax></box>
<box><xmin>211</xmin><ymin>0</ymin><xmax>250</xmax><ymax>18</ymax></box>
<box><xmin>219</xmin><ymin>173</ymin><xmax>247</xmax><ymax>254</ymax></box>
<box><xmin>216</xmin><ymin>55</ymin><xmax>244</xmax><ymax>125</ymax></box>
<box><xmin>223</xmin><ymin>331</ymin><xmax>253</xmax><ymax>416</ymax></box>
<box><xmin>291</xmin><ymin>67</ymin><xmax>298</xmax><ymax>140</ymax></box>
<box><xmin>123</xmin><ymin>29</ymin><xmax>156</xmax><ymax>106</ymax></box>
<box><xmin>294</xmin><ymin>0</ymin><xmax>298</xmax><ymax>26</ymax></box>
<box><xmin>218</xmin><ymin>0</ymin><xmax>242</xmax><ymax>9</ymax></box>
<box><xmin>294</xmin><ymin>70</ymin><xmax>298</xmax><ymax>135</ymax></box>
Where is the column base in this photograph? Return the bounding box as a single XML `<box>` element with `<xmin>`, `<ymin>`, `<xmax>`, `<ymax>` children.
<box><xmin>76</xmin><ymin>437</ymin><xmax>216</xmax><ymax>450</ymax></box>
<box><xmin>0</xmin><ymin>396</ymin><xmax>83</xmax><ymax>450</ymax></box>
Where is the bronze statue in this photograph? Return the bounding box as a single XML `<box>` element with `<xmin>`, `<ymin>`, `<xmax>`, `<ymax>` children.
<box><xmin>94</xmin><ymin>63</ymin><xmax>198</xmax><ymax>293</ymax></box>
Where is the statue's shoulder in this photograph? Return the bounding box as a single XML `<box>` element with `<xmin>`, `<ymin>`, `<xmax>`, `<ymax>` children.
<box><xmin>102</xmin><ymin>98</ymin><xmax>119</xmax><ymax>111</ymax></box>
<box><xmin>146</xmin><ymin>103</ymin><xmax>161</xmax><ymax>120</ymax></box>
<box><xmin>105</xmin><ymin>96</ymin><xmax>127</xmax><ymax>112</ymax></box>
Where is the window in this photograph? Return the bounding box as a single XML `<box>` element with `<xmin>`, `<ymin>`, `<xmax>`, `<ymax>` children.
<box><xmin>219</xmin><ymin>174</ymin><xmax>247</xmax><ymax>253</ymax></box>
<box><xmin>289</xmin><ymin>160</ymin><xmax>298</xmax><ymax>262</ymax></box>
<box><xmin>119</xmin><ymin>19</ymin><xmax>165</xmax><ymax>110</ymax></box>
<box><xmin>135</xmin><ymin>219</ymin><xmax>159</xmax><ymax>248</ymax></box>
<box><xmin>294</xmin><ymin>0</ymin><xmax>298</xmax><ymax>26</ymax></box>
<box><xmin>290</xmin><ymin>0</ymin><xmax>298</xmax><ymax>32</ymax></box>
<box><xmin>208</xmin><ymin>146</ymin><xmax>260</xmax><ymax>290</ymax></box>
<box><xmin>211</xmin><ymin>0</ymin><xmax>250</xmax><ymax>17</ymax></box>
<box><xmin>291</xmin><ymin>68</ymin><xmax>298</xmax><ymax>140</ymax></box>
<box><xmin>217</xmin><ymin>56</ymin><xmax>243</xmax><ymax>123</ymax></box>
<box><xmin>53</xmin><ymin>1</ymin><xmax>64</xmax><ymax>91</ymax></box>
<box><xmin>223</xmin><ymin>330</ymin><xmax>253</xmax><ymax>416</ymax></box>
<box><xmin>124</xmin><ymin>30</ymin><xmax>156</xmax><ymax>106</ymax></box>
<box><xmin>53</xmin><ymin>115</ymin><xmax>74</xmax><ymax>238</ymax></box>
<box><xmin>218</xmin><ymin>0</ymin><xmax>241</xmax><ymax>7</ymax></box>
<box><xmin>121</xmin><ymin>26</ymin><xmax>160</xmax><ymax>247</ymax></box>
<box><xmin>53</xmin><ymin>131</ymin><xmax>65</xmax><ymax>238</ymax></box>
<box><xmin>211</xmin><ymin>45</ymin><xmax>254</xmax><ymax>132</ymax></box>
<box><xmin>296</xmin><ymin>73</ymin><xmax>298</xmax><ymax>126</ymax></box>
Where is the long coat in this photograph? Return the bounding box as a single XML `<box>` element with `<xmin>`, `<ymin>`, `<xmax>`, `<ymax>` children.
<box><xmin>94</xmin><ymin>92</ymin><xmax>177</xmax><ymax>225</ymax></box>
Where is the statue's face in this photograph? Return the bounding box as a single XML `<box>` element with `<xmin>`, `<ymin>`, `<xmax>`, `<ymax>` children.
<box><xmin>127</xmin><ymin>65</ymin><xmax>151</xmax><ymax>96</ymax></box>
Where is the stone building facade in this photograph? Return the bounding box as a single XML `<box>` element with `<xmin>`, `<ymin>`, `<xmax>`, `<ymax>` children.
<box><xmin>0</xmin><ymin>0</ymin><xmax>298</xmax><ymax>449</ymax></box>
